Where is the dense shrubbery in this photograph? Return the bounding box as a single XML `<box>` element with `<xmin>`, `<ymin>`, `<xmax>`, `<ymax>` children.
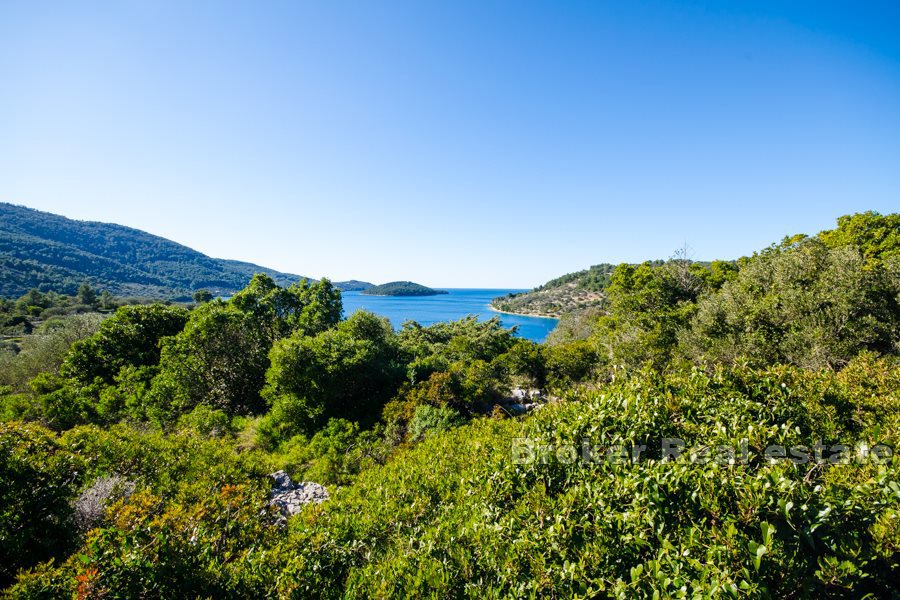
<box><xmin>1</xmin><ymin>212</ymin><xmax>899</xmax><ymax>596</ymax></box>
<box><xmin>5</xmin><ymin>358</ymin><xmax>898</xmax><ymax>597</ymax></box>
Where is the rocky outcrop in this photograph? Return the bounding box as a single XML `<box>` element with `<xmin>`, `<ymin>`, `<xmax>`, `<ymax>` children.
<box><xmin>268</xmin><ymin>471</ymin><xmax>328</xmax><ymax>522</ymax></box>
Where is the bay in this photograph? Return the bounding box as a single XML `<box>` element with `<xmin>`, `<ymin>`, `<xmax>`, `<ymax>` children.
<box><xmin>341</xmin><ymin>289</ymin><xmax>558</xmax><ymax>343</ymax></box>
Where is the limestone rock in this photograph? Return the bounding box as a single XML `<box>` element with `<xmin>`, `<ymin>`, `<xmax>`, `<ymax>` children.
<box><xmin>268</xmin><ymin>471</ymin><xmax>329</xmax><ymax>522</ymax></box>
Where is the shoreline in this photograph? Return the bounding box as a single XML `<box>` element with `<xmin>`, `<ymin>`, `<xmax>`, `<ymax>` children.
<box><xmin>361</xmin><ymin>292</ymin><xmax>449</xmax><ymax>297</ymax></box>
<box><xmin>488</xmin><ymin>304</ymin><xmax>560</xmax><ymax>321</ymax></box>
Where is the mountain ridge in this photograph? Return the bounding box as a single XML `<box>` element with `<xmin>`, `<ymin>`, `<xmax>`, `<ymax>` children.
<box><xmin>0</xmin><ymin>202</ymin><xmax>370</xmax><ymax>299</ymax></box>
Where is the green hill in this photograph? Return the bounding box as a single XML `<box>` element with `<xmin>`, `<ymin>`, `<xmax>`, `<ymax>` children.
<box><xmin>361</xmin><ymin>281</ymin><xmax>448</xmax><ymax>296</ymax></box>
<box><xmin>492</xmin><ymin>263</ymin><xmax>618</xmax><ymax>317</ymax></box>
<box><xmin>0</xmin><ymin>203</ymin><xmax>369</xmax><ymax>299</ymax></box>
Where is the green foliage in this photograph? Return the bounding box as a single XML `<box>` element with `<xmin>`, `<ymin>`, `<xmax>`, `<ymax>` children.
<box><xmin>545</xmin><ymin>306</ymin><xmax>602</xmax><ymax>344</ymax></box>
<box><xmin>544</xmin><ymin>339</ymin><xmax>598</xmax><ymax>387</ymax></box>
<box><xmin>498</xmin><ymin>340</ymin><xmax>549</xmax><ymax>388</ymax></box>
<box><xmin>21</xmin><ymin>361</ymin><xmax>894</xmax><ymax>597</ymax></box>
<box><xmin>819</xmin><ymin>211</ymin><xmax>900</xmax><ymax>262</ymax></box>
<box><xmin>151</xmin><ymin>301</ymin><xmax>273</xmax><ymax>418</ymax></box>
<box><xmin>274</xmin><ymin>418</ymin><xmax>389</xmax><ymax>486</ymax></box>
<box><xmin>150</xmin><ymin>275</ymin><xmax>343</xmax><ymax>421</ymax></box>
<box><xmin>60</xmin><ymin>304</ymin><xmax>189</xmax><ymax>387</ymax></box>
<box><xmin>70</xmin><ymin>486</ymin><xmax>278</xmax><ymax>599</ymax></box>
<box><xmin>687</xmin><ymin>239</ymin><xmax>900</xmax><ymax>369</ymax></box>
<box><xmin>58</xmin><ymin>424</ymin><xmax>272</xmax><ymax>503</ymax></box>
<box><xmin>0</xmin><ymin>313</ymin><xmax>103</xmax><ymax>393</ymax></box>
<box><xmin>572</xmin><ymin>214</ymin><xmax>900</xmax><ymax>374</ymax></box>
<box><xmin>37</xmin><ymin>381</ymin><xmax>98</xmax><ymax>430</ymax></box>
<box><xmin>397</xmin><ymin>316</ymin><xmax>518</xmax><ymax>383</ymax></box>
<box><xmin>176</xmin><ymin>404</ymin><xmax>234</xmax><ymax>438</ymax></box>
<box><xmin>406</xmin><ymin>404</ymin><xmax>464</xmax><ymax>441</ymax></box>
<box><xmin>0</xmin><ymin>422</ymin><xmax>84</xmax><ymax>587</ymax></box>
<box><xmin>76</xmin><ymin>282</ymin><xmax>98</xmax><ymax>307</ymax></box>
<box><xmin>590</xmin><ymin>259</ymin><xmax>703</xmax><ymax>368</ymax></box>
<box><xmin>380</xmin><ymin>318</ymin><xmax>523</xmax><ymax>432</ymax></box>
<box><xmin>295</xmin><ymin>361</ymin><xmax>900</xmax><ymax>597</ymax></box>
<box><xmin>4</xmin><ymin>210</ymin><xmax>900</xmax><ymax>597</ymax></box>
<box><xmin>260</xmin><ymin>311</ymin><xmax>400</xmax><ymax>444</ymax></box>
<box><xmin>192</xmin><ymin>289</ymin><xmax>214</xmax><ymax>304</ymax></box>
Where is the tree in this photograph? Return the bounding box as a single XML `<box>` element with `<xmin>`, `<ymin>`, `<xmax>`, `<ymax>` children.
<box><xmin>76</xmin><ymin>282</ymin><xmax>98</xmax><ymax>307</ymax></box>
<box><xmin>148</xmin><ymin>275</ymin><xmax>344</xmax><ymax>422</ymax></box>
<box><xmin>819</xmin><ymin>211</ymin><xmax>900</xmax><ymax>262</ymax></box>
<box><xmin>61</xmin><ymin>304</ymin><xmax>190</xmax><ymax>388</ymax></box>
<box><xmin>685</xmin><ymin>239</ymin><xmax>900</xmax><ymax>369</ymax></box>
<box><xmin>192</xmin><ymin>289</ymin><xmax>214</xmax><ymax>304</ymax></box>
<box><xmin>259</xmin><ymin>311</ymin><xmax>401</xmax><ymax>443</ymax></box>
<box><xmin>589</xmin><ymin>261</ymin><xmax>700</xmax><ymax>368</ymax></box>
<box><xmin>150</xmin><ymin>302</ymin><xmax>271</xmax><ymax>418</ymax></box>
<box><xmin>0</xmin><ymin>313</ymin><xmax>103</xmax><ymax>393</ymax></box>
<box><xmin>229</xmin><ymin>274</ymin><xmax>343</xmax><ymax>340</ymax></box>
<box><xmin>397</xmin><ymin>316</ymin><xmax>518</xmax><ymax>383</ymax></box>
<box><xmin>99</xmin><ymin>290</ymin><xmax>116</xmax><ymax>310</ymax></box>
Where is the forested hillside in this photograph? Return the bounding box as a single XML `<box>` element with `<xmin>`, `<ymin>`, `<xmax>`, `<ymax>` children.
<box><xmin>1</xmin><ymin>211</ymin><xmax>899</xmax><ymax>597</ymax></box>
<box><xmin>0</xmin><ymin>203</ymin><xmax>369</xmax><ymax>299</ymax></box>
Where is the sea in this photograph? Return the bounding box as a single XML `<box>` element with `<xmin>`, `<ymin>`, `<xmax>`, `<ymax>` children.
<box><xmin>341</xmin><ymin>289</ymin><xmax>558</xmax><ymax>343</ymax></box>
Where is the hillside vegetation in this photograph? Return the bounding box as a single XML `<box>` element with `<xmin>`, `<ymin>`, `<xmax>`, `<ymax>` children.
<box><xmin>492</xmin><ymin>263</ymin><xmax>617</xmax><ymax>317</ymax></box>
<box><xmin>0</xmin><ymin>203</ymin><xmax>369</xmax><ymax>299</ymax></box>
<box><xmin>1</xmin><ymin>211</ymin><xmax>899</xmax><ymax>597</ymax></box>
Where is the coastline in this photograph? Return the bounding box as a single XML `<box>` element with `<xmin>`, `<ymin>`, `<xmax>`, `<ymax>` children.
<box><xmin>361</xmin><ymin>292</ymin><xmax>449</xmax><ymax>297</ymax></box>
<box><xmin>488</xmin><ymin>304</ymin><xmax>560</xmax><ymax>320</ymax></box>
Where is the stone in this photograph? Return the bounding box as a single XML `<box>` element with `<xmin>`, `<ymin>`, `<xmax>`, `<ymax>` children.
<box><xmin>267</xmin><ymin>471</ymin><xmax>329</xmax><ymax>523</ymax></box>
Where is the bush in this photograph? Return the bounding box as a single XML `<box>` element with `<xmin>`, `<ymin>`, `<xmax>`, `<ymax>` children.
<box><xmin>59</xmin><ymin>424</ymin><xmax>272</xmax><ymax>504</ymax></box>
<box><xmin>176</xmin><ymin>404</ymin><xmax>234</xmax><ymax>438</ymax></box>
<box><xmin>262</xmin><ymin>311</ymin><xmax>401</xmax><ymax>437</ymax></box>
<box><xmin>0</xmin><ymin>422</ymin><xmax>84</xmax><ymax>587</ymax></box>
<box><xmin>406</xmin><ymin>404</ymin><xmax>464</xmax><ymax>442</ymax></box>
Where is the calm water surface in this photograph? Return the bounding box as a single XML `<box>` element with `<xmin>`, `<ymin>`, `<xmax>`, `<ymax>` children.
<box><xmin>341</xmin><ymin>289</ymin><xmax>557</xmax><ymax>343</ymax></box>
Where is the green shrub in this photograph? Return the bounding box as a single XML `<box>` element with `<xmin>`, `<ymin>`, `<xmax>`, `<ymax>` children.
<box><xmin>59</xmin><ymin>424</ymin><xmax>271</xmax><ymax>503</ymax></box>
<box><xmin>406</xmin><ymin>404</ymin><xmax>464</xmax><ymax>442</ymax></box>
<box><xmin>0</xmin><ymin>422</ymin><xmax>84</xmax><ymax>587</ymax></box>
<box><xmin>273</xmin><ymin>418</ymin><xmax>389</xmax><ymax>486</ymax></box>
<box><xmin>176</xmin><ymin>404</ymin><xmax>234</xmax><ymax>438</ymax></box>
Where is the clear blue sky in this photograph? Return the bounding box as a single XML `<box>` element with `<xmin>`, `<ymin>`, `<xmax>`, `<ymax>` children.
<box><xmin>1</xmin><ymin>1</ymin><xmax>898</xmax><ymax>287</ymax></box>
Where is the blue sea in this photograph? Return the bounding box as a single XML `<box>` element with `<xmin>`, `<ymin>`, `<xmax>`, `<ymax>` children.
<box><xmin>341</xmin><ymin>289</ymin><xmax>558</xmax><ymax>343</ymax></box>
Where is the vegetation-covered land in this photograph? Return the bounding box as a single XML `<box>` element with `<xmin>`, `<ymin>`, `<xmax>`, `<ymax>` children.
<box><xmin>0</xmin><ymin>203</ymin><xmax>370</xmax><ymax>300</ymax></box>
<box><xmin>1</xmin><ymin>211</ymin><xmax>900</xmax><ymax>597</ymax></box>
<box><xmin>492</xmin><ymin>263</ymin><xmax>617</xmax><ymax>317</ymax></box>
<box><xmin>361</xmin><ymin>281</ymin><xmax>448</xmax><ymax>296</ymax></box>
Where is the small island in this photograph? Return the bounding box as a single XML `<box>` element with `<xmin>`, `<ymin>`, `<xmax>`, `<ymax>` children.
<box><xmin>361</xmin><ymin>281</ymin><xmax>449</xmax><ymax>297</ymax></box>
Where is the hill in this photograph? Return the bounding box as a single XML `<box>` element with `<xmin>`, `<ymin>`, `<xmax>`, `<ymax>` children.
<box><xmin>0</xmin><ymin>203</ymin><xmax>369</xmax><ymax>299</ymax></box>
<box><xmin>361</xmin><ymin>281</ymin><xmax>448</xmax><ymax>296</ymax></box>
<box><xmin>491</xmin><ymin>263</ymin><xmax>618</xmax><ymax>317</ymax></box>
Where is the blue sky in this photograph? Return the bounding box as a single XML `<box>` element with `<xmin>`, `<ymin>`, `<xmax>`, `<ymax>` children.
<box><xmin>1</xmin><ymin>1</ymin><xmax>898</xmax><ymax>287</ymax></box>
